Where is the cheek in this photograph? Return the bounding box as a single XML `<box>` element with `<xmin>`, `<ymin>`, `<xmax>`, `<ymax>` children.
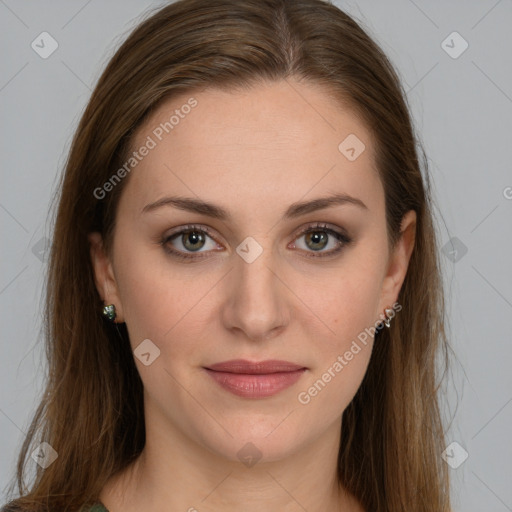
<box><xmin>300</xmin><ymin>249</ymin><xmax>385</xmax><ymax>351</ymax></box>
<box><xmin>113</xmin><ymin>238</ymin><xmax>190</xmax><ymax>346</ymax></box>
<box><xmin>293</xmin><ymin>245</ymin><xmax>386</xmax><ymax>408</ymax></box>
<box><xmin>295</xmin><ymin>280</ymin><xmax>379</xmax><ymax>418</ymax></box>
<box><xmin>114</xmin><ymin>240</ymin><xmax>225</xmax><ymax>368</ymax></box>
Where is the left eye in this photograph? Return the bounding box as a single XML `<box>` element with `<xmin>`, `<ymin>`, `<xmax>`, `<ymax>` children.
<box><xmin>292</xmin><ymin>226</ymin><xmax>350</xmax><ymax>257</ymax></box>
<box><xmin>161</xmin><ymin>223</ymin><xmax>351</xmax><ymax>261</ymax></box>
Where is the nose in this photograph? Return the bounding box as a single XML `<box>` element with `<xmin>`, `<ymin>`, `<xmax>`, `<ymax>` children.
<box><xmin>221</xmin><ymin>239</ymin><xmax>289</xmax><ymax>343</ymax></box>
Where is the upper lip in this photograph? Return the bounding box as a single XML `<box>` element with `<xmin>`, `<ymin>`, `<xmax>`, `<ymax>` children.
<box><xmin>204</xmin><ymin>359</ymin><xmax>306</xmax><ymax>374</ymax></box>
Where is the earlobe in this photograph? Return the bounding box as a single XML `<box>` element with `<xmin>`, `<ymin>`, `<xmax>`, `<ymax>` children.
<box><xmin>88</xmin><ymin>232</ymin><xmax>124</xmax><ymax>322</ymax></box>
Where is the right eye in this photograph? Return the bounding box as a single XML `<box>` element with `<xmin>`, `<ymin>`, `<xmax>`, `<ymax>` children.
<box><xmin>160</xmin><ymin>224</ymin><xmax>223</xmax><ymax>261</ymax></box>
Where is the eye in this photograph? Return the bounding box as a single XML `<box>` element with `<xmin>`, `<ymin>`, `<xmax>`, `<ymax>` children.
<box><xmin>290</xmin><ymin>222</ymin><xmax>352</xmax><ymax>258</ymax></box>
<box><xmin>161</xmin><ymin>224</ymin><xmax>221</xmax><ymax>260</ymax></box>
<box><xmin>160</xmin><ymin>222</ymin><xmax>352</xmax><ymax>261</ymax></box>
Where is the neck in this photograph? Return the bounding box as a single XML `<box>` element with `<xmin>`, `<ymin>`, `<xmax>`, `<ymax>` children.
<box><xmin>99</xmin><ymin>401</ymin><xmax>363</xmax><ymax>511</ymax></box>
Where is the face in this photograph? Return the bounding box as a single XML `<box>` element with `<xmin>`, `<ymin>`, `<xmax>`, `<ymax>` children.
<box><xmin>89</xmin><ymin>79</ymin><xmax>415</xmax><ymax>464</ymax></box>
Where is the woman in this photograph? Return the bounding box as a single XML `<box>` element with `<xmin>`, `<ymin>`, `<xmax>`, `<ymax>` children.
<box><xmin>2</xmin><ymin>0</ymin><xmax>451</xmax><ymax>510</ymax></box>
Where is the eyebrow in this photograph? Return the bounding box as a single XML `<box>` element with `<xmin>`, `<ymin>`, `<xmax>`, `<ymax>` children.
<box><xmin>141</xmin><ymin>192</ymin><xmax>368</xmax><ymax>220</ymax></box>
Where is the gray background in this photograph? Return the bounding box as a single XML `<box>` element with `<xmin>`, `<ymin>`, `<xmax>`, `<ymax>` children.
<box><xmin>1</xmin><ymin>1</ymin><xmax>511</xmax><ymax>510</ymax></box>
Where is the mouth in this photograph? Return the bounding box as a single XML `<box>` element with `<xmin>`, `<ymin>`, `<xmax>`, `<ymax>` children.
<box><xmin>203</xmin><ymin>359</ymin><xmax>307</xmax><ymax>398</ymax></box>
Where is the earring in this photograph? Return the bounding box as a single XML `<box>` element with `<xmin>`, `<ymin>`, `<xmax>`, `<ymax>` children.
<box><xmin>383</xmin><ymin>307</ymin><xmax>395</xmax><ymax>328</ymax></box>
<box><xmin>102</xmin><ymin>304</ymin><xmax>117</xmax><ymax>322</ymax></box>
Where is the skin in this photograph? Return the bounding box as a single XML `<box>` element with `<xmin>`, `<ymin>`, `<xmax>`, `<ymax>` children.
<box><xmin>89</xmin><ymin>78</ymin><xmax>416</xmax><ymax>512</ymax></box>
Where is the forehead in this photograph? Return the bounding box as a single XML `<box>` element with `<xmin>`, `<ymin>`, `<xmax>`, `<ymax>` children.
<box><xmin>119</xmin><ymin>79</ymin><xmax>383</xmax><ymax>221</ymax></box>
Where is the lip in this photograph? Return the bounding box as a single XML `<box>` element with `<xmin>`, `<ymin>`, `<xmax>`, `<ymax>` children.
<box><xmin>205</xmin><ymin>359</ymin><xmax>305</xmax><ymax>374</ymax></box>
<box><xmin>203</xmin><ymin>359</ymin><xmax>307</xmax><ymax>398</ymax></box>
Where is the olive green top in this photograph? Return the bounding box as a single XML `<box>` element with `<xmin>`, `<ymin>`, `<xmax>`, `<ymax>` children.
<box><xmin>85</xmin><ymin>503</ymin><xmax>109</xmax><ymax>512</ymax></box>
<box><xmin>0</xmin><ymin>501</ymin><xmax>109</xmax><ymax>512</ymax></box>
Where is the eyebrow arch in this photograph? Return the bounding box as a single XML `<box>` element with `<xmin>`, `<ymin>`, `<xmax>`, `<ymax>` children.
<box><xmin>141</xmin><ymin>192</ymin><xmax>368</xmax><ymax>220</ymax></box>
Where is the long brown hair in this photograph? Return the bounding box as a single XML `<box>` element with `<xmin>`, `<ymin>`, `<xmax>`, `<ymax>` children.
<box><xmin>3</xmin><ymin>0</ymin><xmax>451</xmax><ymax>510</ymax></box>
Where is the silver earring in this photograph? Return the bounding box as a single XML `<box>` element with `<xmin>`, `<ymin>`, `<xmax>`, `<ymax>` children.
<box><xmin>383</xmin><ymin>307</ymin><xmax>394</xmax><ymax>328</ymax></box>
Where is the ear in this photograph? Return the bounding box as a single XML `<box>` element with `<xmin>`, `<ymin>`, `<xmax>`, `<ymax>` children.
<box><xmin>88</xmin><ymin>232</ymin><xmax>124</xmax><ymax>323</ymax></box>
<box><xmin>378</xmin><ymin>210</ymin><xmax>416</xmax><ymax>314</ymax></box>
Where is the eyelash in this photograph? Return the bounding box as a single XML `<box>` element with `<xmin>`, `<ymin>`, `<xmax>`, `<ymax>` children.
<box><xmin>160</xmin><ymin>222</ymin><xmax>352</xmax><ymax>261</ymax></box>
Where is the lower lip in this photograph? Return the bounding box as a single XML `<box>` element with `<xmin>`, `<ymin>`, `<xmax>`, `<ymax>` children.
<box><xmin>203</xmin><ymin>368</ymin><xmax>306</xmax><ymax>398</ymax></box>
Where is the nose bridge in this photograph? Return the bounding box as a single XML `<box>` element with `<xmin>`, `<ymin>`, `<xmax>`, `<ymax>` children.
<box><xmin>235</xmin><ymin>233</ymin><xmax>280</xmax><ymax>302</ymax></box>
<box><xmin>224</xmin><ymin>234</ymin><xmax>287</xmax><ymax>340</ymax></box>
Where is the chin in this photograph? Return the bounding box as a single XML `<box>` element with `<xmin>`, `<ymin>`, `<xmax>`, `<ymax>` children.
<box><xmin>195</xmin><ymin>418</ymin><xmax>311</xmax><ymax>465</ymax></box>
